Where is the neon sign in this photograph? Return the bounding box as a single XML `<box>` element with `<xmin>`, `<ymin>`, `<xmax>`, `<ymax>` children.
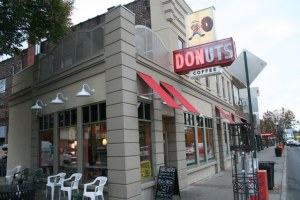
<box><xmin>173</xmin><ymin>38</ymin><xmax>236</xmax><ymax>74</ymax></box>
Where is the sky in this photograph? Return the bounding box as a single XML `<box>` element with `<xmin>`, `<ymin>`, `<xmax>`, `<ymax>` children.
<box><xmin>71</xmin><ymin>0</ymin><xmax>300</xmax><ymax>124</ymax></box>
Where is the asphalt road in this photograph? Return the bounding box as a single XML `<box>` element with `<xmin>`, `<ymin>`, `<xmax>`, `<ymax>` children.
<box><xmin>287</xmin><ymin>146</ymin><xmax>300</xmax><ymax>200</ymax></box>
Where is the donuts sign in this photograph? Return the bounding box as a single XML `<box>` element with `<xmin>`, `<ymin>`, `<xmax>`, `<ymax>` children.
<box><xmin>173</xmin><ymin>38</ymin><xmax>236</xmax><ymax>75</ymax></box>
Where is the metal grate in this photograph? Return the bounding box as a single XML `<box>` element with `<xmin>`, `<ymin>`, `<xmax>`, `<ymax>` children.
<box><xmin>230</xmin><ymin>123</ymin><xmax>259</xmax><ymax>200</ymax></box>
<box><xmin>229</xmin><ymin>123</ymin><xmax>257</xmax><ymax>152</ymax></box>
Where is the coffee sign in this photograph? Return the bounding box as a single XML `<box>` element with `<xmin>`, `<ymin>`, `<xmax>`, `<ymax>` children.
<box><xmin>173</xmin><ymin>37</ymin><xmax>236</xmax><ymax>74</ymax></box>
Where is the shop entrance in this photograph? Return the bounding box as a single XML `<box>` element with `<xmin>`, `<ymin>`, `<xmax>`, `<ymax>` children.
<box><xmin>162</xmin><ymin>117</ymin><xmax>175</xmax><ymax>166</ymax></box>
<box><xmin>163</xmin><ymin>130</ymin><xmax>169</xmax><ymax>166</ymax></box>
<box><xmin>217</xmin><ymin>122</ymin><xmax>226</xmax><ymax>170</ymax></box>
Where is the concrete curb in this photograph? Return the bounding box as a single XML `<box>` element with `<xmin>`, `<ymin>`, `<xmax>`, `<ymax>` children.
<box><xmin>280</xmin><ymin>149</ymin><xmax>287</xmax><ymax>200</ymax></box>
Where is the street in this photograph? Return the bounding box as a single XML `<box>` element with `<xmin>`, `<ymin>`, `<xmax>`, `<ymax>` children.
<box><xmin>287</xmin><ymin>147</ymin><xmax>300</xmax><ymax>200</ymax></box>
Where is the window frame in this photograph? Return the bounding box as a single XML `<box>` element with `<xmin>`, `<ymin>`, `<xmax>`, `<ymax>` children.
<box><xmin>138</xmin><ymin>101</ymin><xmax>153</xmax><ymax>181</ymax></box>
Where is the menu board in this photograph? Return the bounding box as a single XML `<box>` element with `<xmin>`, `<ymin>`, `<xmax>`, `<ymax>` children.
<box><xmin>155</xmin><ymin>166</ymin><xmax>180</xmax><ymax>200</ymax></box>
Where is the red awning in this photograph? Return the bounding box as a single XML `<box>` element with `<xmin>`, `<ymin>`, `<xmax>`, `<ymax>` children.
<box><xmin>215</xmin><ymin>105</ymin><xmax>236</xmax><ymax>124</ymax></box>
<box><xmin>231</xmin><ymin>112</ymin><xmax>244</xmax><ymax>124</ymax></box>
<box><xmin>137</xmin><ymin>72</ymin><xmax>181</xmax><ymax>109</ymax></box>
<box><xmin>261</xmin><ymin>133</ymin><xmax>274</xmax><ymax>138</ymax></box>
<box><xmin>160</xmin><ymin>82</ymin><xmax>200</xmax><ymax>114</ymax></box>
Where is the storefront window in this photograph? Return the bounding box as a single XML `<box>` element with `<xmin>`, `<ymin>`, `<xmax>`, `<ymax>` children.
<box><xmin>82</xmin><ymin>102</ymin><xmax>107</xmax><ymax>180</ymax></box>
<box><xmin>83</xmin><ymin>122</ymin><xmax>107</xmax><ymax>180</ymax></box>
<box><xmin>185</xmin><ymin>126</ymin><xmax>196</xmax><ymax>165</ymax></box>
<box><xmin>139</xmin><ymin>121</ymin><xmax>152</xmax><ymax>179</ymax></box>
<box><xmin>184</xmin><ymin>113</ymin><xmax>196</xmax><ymax>166</ymax></box>
<box><xmin>58</xmin><ymin>109</ymin><xmax>77</xmax><ymax>174</ymax></box>
<box><xmin>205</xmin><ymin>118</ymin><xmax>215</xmax><ymax>160</ymax></box>
<box><xmin>197</xmin><ymin>116</ymin><xmax>205</xmax><ymax>162</ymax></box>
<box><xmin>39</xmin><ymin>114</ymin><xmax>54</xmax><ymax>176</ymax></box>
<box><xmin>138</xmin><ymin>102</ymin><xmax>152</xmax><ymax>180</ymax></box>
<box><xmin>59</xmin><ymin>127</ymin><xmax>77</xmax><ymax>173</ymax></box>
<box><xmin>223</xmin><ymin>122</ymin><xmax>229</xmax><ymax>156</ymax></box>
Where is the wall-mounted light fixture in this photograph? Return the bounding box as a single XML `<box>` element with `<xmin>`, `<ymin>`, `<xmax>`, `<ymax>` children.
<box><xmin>139</xmin><ymin>93</ymin><xmax>168</xmax><ymax>106</ymax></box>
<box><xmin>76</xmin><ymin>84</ymin><xmax>95</xmax><ymax>97</ymax></box>
<box><xmin>31</xmin><ymin>99</ymin><xmax>47</xmax><ymax>110</ymax></box>
<box><xmin>51</xmin><ymin>92</ymin><xmax>68</xmax><ymax>104</ymax></box>
<box><xmin>138</xmin><ymin>92</ymin><xmax>155</xmax><ymax>100</ymax></box>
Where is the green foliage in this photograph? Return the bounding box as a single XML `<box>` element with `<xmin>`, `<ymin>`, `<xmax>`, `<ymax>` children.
<box><xmin>260</xmin><ymin>108</ymin><xmax>299</xmax><ymax>141</ymax></box>
<box><xmin>0</xmin><ymin>0</ymin><xmax>74</xmax><ymax>55</ymax></box>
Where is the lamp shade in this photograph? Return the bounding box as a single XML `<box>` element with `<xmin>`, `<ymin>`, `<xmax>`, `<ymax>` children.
<box><xmin>50</xmin><ymin>92</ymin><xmax>68</xmax><ymax>104</ymax></box>
<box><xmin>101</xmin><ymin>138</ymin><xmax>107</xmax><ymax>146</ymax></box>
<box><xmin>31</xmin><ymin>99</ymin><xmax>47</xmax><ymax>110</ymax></box>
<box><xmin>50</xmin><ymin>97</ymin><xmax>64</xmax><ymax>104</ymax></box>
<box><xmin>76</xmin><ymin>89</ymin><xmax>91</xmax><ymax>97</ymax></box>
<box><xmin>31</xmin><ymin>103</ymin><xmax>43</xmax><ymax>110</ymax></box>
<box><xmin>76</xmin><ymin>84</ymin><xmax>95</xmax><ymax>97</ymax></box>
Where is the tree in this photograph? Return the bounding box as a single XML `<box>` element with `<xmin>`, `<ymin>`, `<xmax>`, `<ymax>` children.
<box><xmin>260</xmin><ymin>108</ymin><xmax>299</xmax><ymax>142</ymax></box>
<box><xmin>0</xmin><ymin>0</ymin><xmax>74</xmax><ymax>56</ymax></box>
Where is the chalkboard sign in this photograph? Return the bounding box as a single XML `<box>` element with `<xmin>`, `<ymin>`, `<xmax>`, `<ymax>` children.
<box><xmin>155</xmin><ymin>166</ymin><xmax>180</xmax><ymax>200</ymax></box>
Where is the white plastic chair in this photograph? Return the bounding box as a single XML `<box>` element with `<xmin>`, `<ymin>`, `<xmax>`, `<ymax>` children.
<box><xmin>46</xmin><ymin>172</ymin><xmax>66</xmax><ymax>200</ymax></box>
<box><xmin>83</xmin><ymin>176</ymin><xmax>107</xmax><ymax>200</ymax></box>
<box><xmin>5</xmin><ymin>165</ymin><xmax>22</xmax><ymax>183</ymax></box>
<box><xmin>59</xmin><ymin>172</ymin><xmax>82</xmax><ymax>200</ymax></box>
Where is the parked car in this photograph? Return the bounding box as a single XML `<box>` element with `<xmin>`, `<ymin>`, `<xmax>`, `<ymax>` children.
<box><xmin>286</xmin><ymin>140</ymin><xmax>300</xmax><ymax>147</ymax></box>
<box><xmin>295</xmin><ymin>141</ymin><xmax>300</xmax><ymax>146</ymax></box>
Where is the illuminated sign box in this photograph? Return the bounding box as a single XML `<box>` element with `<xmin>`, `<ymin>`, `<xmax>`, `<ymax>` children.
<box><xmin>173</xmin><ymin>37</ymin><xmax>236</xmax><ymax>75</ymax></box>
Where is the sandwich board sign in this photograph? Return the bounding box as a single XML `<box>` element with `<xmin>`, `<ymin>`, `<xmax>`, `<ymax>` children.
<box><xmin>155</xmin><ymin>166</ymin><xmax>180</xmax><ymax>200</ymax></box>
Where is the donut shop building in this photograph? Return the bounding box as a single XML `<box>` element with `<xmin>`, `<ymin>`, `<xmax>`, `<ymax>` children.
<box><xmin>7</xmin><ymin>0</ymin><xmax>240</xmax><ymax>199</ymax></box>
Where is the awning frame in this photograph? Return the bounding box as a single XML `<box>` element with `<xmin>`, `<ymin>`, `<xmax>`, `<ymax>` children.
<box><xmin>231</xmin><ymin>112</ymin><xmax>244</xmax><ymax>124</ymax></box>
<box><xmin>160</xmin><ymin>81</ymin><xmax>200</xmax><ymax>115</ymax></box>
<box><xmin>215</xmin><ymin>105</ymin><xmax>236</xmax><ymax>124</ymax></box>
<box><xmin>137</xmin><ymin>71</ymin><xmax>181</xmax><ymax>109</ymax></box>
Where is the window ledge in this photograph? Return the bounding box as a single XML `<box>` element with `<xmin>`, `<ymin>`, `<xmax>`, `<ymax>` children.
<box><xmin>141</xmin><ymin>179</ymin><xmax>156</xmax><ymax>189</ymax></box>
<box><xmin>187</xmin><ymin>160</ymin><xmax>217</xmax><ymax>174</ymax></box>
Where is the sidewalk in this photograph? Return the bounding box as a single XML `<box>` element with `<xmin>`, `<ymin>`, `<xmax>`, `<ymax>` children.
<box><xmin>180</xmin><ymin>146</ymin><xmax>287</xmax><ymax>200</ymax></box>
<box><xmin>34</xmin><ymin>146</ymin><xmax>286</xmax><ymax>199</ymax></box>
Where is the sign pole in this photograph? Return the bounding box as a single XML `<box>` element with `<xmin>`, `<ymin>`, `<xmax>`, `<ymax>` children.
<box><xmin>244</xmin><ymin>50</ymin><xmax>259</xmax><ymax>199</ymax></box>
<box><xmin>243</xmin><ymin>50</ymin><xmax>257</xmax><ymax>158</ymax></box>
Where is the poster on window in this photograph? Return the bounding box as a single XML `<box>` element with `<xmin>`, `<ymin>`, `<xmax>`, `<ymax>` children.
<box><xmin>186</xmin><ymin>7</ymin><xmax>216</xmax><ymax>47</ymax></box>
<box><xmin>140</xmin><ymin>160</ymin><xmax>152</xmax><ymax>179</ymax></box>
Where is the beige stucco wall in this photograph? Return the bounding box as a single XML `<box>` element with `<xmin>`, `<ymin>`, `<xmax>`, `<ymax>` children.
<box><xmin>150</xmin><ymin>0</ymin><xmax>191</xmax><ymax>70</ymax></box>
<box><xmin>183</xmin><ymin>92</ymin><xmax>213</xmax><ymax>117</ymax></box>
<box><xmin>35</xmin><ymin>73</ymin><xmax>106</xmax><ymax>115</ymax></box>
<box><xmin>11</xmin><ymin>66</ymin><xmax>34</xmax><ymax>94</ymax></box>
<box><xmin>8</xmin><ymin>101</ymin><xmax>32</xmax><ymax>169</ymax></box>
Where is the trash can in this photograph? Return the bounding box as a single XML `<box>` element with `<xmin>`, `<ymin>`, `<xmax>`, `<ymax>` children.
<box><xmin>259</xmin><ymin>161</ymin><xmax>275</xmax><ymax>190</ymax></box>
<box><xmin>275</xmin><ymin>147</ymin><xmax>282</xmax><ymax>157</ymax></box>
